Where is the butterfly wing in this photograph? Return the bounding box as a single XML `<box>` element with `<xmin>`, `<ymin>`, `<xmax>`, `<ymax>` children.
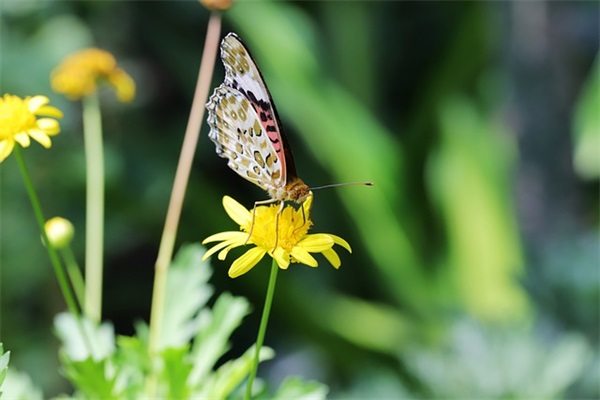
<box><xmin>207</xmin><ymin>84</ymin><xmax>283</xmax><ymax>195</ymax></box>
<box><xmin>219</xmin><ymin>33</ymin><xmax>301</xmax><ymax>182</ymax></box>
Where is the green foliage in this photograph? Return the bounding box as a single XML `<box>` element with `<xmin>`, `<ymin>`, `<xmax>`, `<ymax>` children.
<box><xmin>2</xmin><ymin>1</ymin><xmax>597</xmax><ymax>398</ymax></box>
<box><xmin>573</xmin><ymin>55</ymin><xmax>600</xmax><ymax>180</ymax></box>
<box><xmin>0</xmin><ymin>344</ymin><xmax>8</xmax><ymax>395</ymax></box>
<box><xmin>272</xmin><ymin>377</ymin><xmax>328</xmax><ymax>400</ymax></box>
<box><xmin>52</xmin><ymin>244</ymin><xmax>321</xmax><ymax>399</ymax></box>
<box><xmin>0</xmin><ymin>370</ymin><xmax>43</xmax><ymax>400</ymax></box>
<box><xmin>403</xmin><ymin>320</ymin><xmax>591</xmax><ymax>398</ymax></box>
<box><xmin>427</xmin><ymin>97</ymin><xmax>528</xmax><ymax>321</ymax></box>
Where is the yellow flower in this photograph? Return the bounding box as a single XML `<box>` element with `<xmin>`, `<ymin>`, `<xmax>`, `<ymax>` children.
<box><xmin>0</xmin><ymin>94</ymin><xmax>63</xmax><ymax>162</ymax></box>
<box><xmin>202</xmin><ymin>195</ymin><xmax>352</xmax><ymax>278</ymax></box>
<box><xmin>51</xmin><ymin>48</ymin><xmax>135</xmax><ymax>102</ymax></box>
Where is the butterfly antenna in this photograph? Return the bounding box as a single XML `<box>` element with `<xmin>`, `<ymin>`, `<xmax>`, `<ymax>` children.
<box><xmin>309</xmin><ymin>182</ymin><xmax>374</xmax><ymax>191</ymax></box>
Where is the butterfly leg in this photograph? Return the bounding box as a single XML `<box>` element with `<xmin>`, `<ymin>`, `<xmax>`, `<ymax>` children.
<box><xmin>245</xmin><ymin>198</ymin><xmax>278</xmax><ymax>245</ymax></box>
<box><xmin>273</xmin><ymin>200</ymin><xmax>285</xmax><ymax>250</ymax></box>
<box><xmin>291</xmin><ymin>199</ymin><xmax>309</xmax><ymax>237</ymax></box>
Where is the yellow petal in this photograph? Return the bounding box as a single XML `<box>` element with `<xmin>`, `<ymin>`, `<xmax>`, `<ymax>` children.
<box><xmin>322</xmin><ymin>248</ymin><xmax>341</xmax><ymax>269</ymax></box>
<box><xmin>272</xmin><ymin>247</ymin><xmax>290</xmax><ymax>269</ymax></box>
<box><xmin>218</xmin><ymin>242</ymin><xmax>245</xmax><ymax>260</ymax></box>
<box><xmin>109</xmin><ymin>68</ymin><xmax>136</xmax><ymax>103</ymax></box>
<box><xmin>27</xmin><ymin>129</ymin><xmax>52</xmax><ymax>148</ymax></box>
<box><xmin>203</xmin><ymin>238</ymin><xmax>241</xmax><ymax>261</ymax></box>
<box><xmin>202</xmin><ymin>230</ymin><xmax>247</xmax><ymax>244</ymax></box>
<box><xmin>0</xmin><ymin>140</ymin><xmax>15</xmax><ymax>162</ymax></box>
<box><xmin>297</xmin><ymin>234</ymin><xmax>334</xmax><ymax>252</ymax></box>
<box><xmin>303</xmin><ymin>192</ymin><xmax>313</xmax><ymax>211</ymax></box>
<box><xmin>223</xmin><ymin>196</ymin><xmax>252</xmax><ymax>226</ymax></box>
<box><xmin>14</xmin><ymin>133</ymin><xmax>30</xmax><ymax>147</ymax></box>
<box><xmin>330</xmin><ymin>234</ymin><xmax>352</xmax><ymax>253</ymax></box>
<box><xmin>290</xmin><ymin>246</ymin><xmax>318</xmax><ymax>267</ymax></box>
<box><xmin>37</xmin><ymin>118</ymin><xmax>61</xmax><ymax>135</ymax></box>
<box><xmin>229</xmin><ymin>247</ymin><xmax>266</xmax><ymax>278</ymax></box>
<box><xmin>36</xmin><ymin>105</ymin><xmax>63</xmax><ymax>119</ymax></box>
<box><xmin>27</xmin><ymin>95</ymin><xmax>49</xmax><ymax>112</ymax></box>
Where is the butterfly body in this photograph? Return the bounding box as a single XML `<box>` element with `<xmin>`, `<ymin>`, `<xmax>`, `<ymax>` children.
<box><xmin>207</xmin><ymin>33</ymin><xmax>311</xmax><ymax>204</ymax></box>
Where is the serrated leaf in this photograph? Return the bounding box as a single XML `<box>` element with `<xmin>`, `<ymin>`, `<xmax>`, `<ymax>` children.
<box><xmin>160</xmin><ymin>345</ymin><xmax>193</xmax><ymax>399</ymax></box>
<box><xmin>273</xmin><ymin>376</ymin><xmax>329</xmax><ymax>400</ymax></box>
<box><xmin>195</xmin><ymin>345</ymin><xmax>275</xmax><ymax>399</ymax></box>
<box><xmin>0</xmin><ymin>369</ymin><xmax>43</xmax><ymax>400</ymax></box>
<box><xmin>0</xmin><ymin>343</ymin><xmax>9</xmax><ymax>391</ymax></box>
<box><xmin>60</xmin><ymin>356</ymin><xmax>118</xmax><ymax>399</ymax></box>
<box><xmin>54</xmin><ymin>313</ymin><xmax>115</xmax><ymax>361</ymax></box>
<box><xmin>113</xmin><ymin>336</ymin><xmax>148</xmax><ymax>397</ymax></box>
<box><xmin>188</xmin><ymin>292</ymin><xmax>251</xmax><ymax>385</ymax></box>
<box><xmin>160</xmin><ymin>244</ymin><xmax>214</xmax><ymax>349</ymax></box>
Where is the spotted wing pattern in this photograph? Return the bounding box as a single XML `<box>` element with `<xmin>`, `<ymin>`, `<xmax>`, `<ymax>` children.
<box><xmin>207</xmin><ymin>33</ymin><xmax>310</xmax><ymax>203</ymax></box>
<box><xmin>206</xmin><ymin>84</ymin><xmax>282</xmax><ymax>194</ymax></box>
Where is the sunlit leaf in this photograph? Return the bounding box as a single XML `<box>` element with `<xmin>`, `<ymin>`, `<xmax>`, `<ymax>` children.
<box><xmin>0</xmin><ymin>369</ymin><xmax>43</xmax><ymax>400</ymax></box>
<box><xmin>54</xmin><ymin>313</ymin><xmax>116</xmax><ymax>361</ymax></box>
<box><xmin>187</xmin><ymin>292</ymin><xmax>251</xmax><ymax>384</ymax></box>
<box><xmin>273</xmin><ymin>376</ymin><xmax>329</xmax><ymax>400</ymax></box>
<box><xmin>0</xmin><ymin>343</ymin><xmax>9</xmax><ymax>391</ymax></box>
<box><xmin>195</xmin><ymin>345</ymin><xmax>275</xmax><ymax>399</ymax></box>
<box><xmin>160</xmin><ymin>243</ymin><xmax>214</xmax><ymax>349</ymax></box>
<box><xmin>161</xmin><ymin>345</ymin><xmax>193</xmax><ymax>399</ymax></box>
<box><xmin>60</xmin><ymin>356</ymin><xmax>118</xmax><ymax>399</ymax></box>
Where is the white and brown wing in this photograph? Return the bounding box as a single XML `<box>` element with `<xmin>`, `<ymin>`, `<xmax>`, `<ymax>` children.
<box><xmin>206</xmin><ymin>85</ymin><xmax>283</xmax><ymax>195</ymax></box>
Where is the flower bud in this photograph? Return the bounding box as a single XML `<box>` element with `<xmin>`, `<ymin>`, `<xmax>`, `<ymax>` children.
<box><xmin>199</xmin><ymin>0</ymin><xmax>233</xmax><ymax>11</ymax></box>
<box><xmin>44</xmin><ymin>217</ymin><xmax>75</xmax><ymax>249</ymax></box>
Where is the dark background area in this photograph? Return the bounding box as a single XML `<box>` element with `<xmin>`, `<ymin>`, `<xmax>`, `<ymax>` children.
<box><xmin>1</xmin><ymin>1</ymin><xmax>598</xmax><ymax>398</ymax></box>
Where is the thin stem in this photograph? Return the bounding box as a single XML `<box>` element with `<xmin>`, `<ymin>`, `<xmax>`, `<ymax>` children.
<box><xmin>61</xmin><ymin>246</ymin><xmax>86</xmax><ymax>308</ymax></box>
<box><xmin>148</xmin><ymin>13</ymin><xmax>221</xmax><ymax>356</ymax></box>
<box><xmin>13</xmin><ymin>146</ymin><xmax>79</xmax><ymax>316</ymax></box>
<box><xmin>245</xmin><ymin>259</ymin><xmax>279</xmax><ymax>400</ymax></box>
<box><xmin>144</xmin><ymin>13</ymin><xmax>222</xmax><ymax>397</ymax></box>
<box><xmin>82</xmin><ymin>92</ymin><xmax>104</xmax><ymax>323</ymax></box>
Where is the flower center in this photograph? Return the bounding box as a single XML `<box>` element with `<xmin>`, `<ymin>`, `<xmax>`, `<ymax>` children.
<box><xmin>0</xmin><ymin>95</ymin><xmax>36</xmax><ymax>139</ymax></box>
<box><xmin>246</xmin><ymin>203</ymin><xmax>312</xmax><ymax>251</ymax></box>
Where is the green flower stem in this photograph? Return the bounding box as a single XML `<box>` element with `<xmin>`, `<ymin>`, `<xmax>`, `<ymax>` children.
<box><xmin>82</xmin><ymin>92</ymin><xmax>104</xmax><ymax>323</ymax></box>
<box><xmin>147</xmin><ymin>12</ymin><xmax>221</xmax><ymax>356</ymax></box>
<box><xmin>61</xmin><ymin>246</ymin><xmax>86</xmax><ymax>308</ymax></box>
<box><xmin>14</xmin><ymin>146</ymin><xmax>79</xmax><ymax>316</ymax></box>
<box><xmin>245</xmin><ymin>259</ymin><xmax>279</xmax><ymax>400</ymax></box>
<box><xmin>145</xmin><ymin>12</ymin><xmax>221</xmax><ymax>397</ymax></box>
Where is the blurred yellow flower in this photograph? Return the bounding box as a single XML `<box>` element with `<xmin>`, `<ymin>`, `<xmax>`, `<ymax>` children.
<box><xmin>0</xmin><ymin>94</ymin><xmax>63</xmax><ymax>162</ymax></box>
<box><xmin>199</xmin><ymin>0</ymin><xmax>233</xmax><ymax>11</ymax></box>
<box><xmin>202</xmin><ymin>195</ymin><xmax>352</xmax><ymax>278</ymax></box>
<box><xmin>51</xmin><ymin>48</ymin><xmax>135</xmax><ymax>102</ymax></box>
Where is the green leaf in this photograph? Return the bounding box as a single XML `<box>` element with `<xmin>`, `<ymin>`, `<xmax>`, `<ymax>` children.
<box><xmin>427</xmin><ymin>97</ymin><xmax>529</xmax><ymax>321</ymax></box>
<box><xmin>160</xmin><ymin>345</ymin><xmax>193</xmax><ymax>399</ymax></box>
<box><xmin>113</xmin><ymin>335</ymin><xmax>149</xmax><ymax>397</ymax></box>
<box><xmin>188</xmin><ymin>292</ymin><xmax>251</xmax><ymax>385</ymax></box>
<box><xmin>573</xmin><ymin>56</ymin><xmax>600</xmax><ymax>180</ymax></box>
<box><xmin>195</xmin><ymin>345</ymin><xmax>275</xmax><ymax>399</ymax></box>
<box><xmin>273</xmin><ymin>376</ymin><xmax>329</xmax><ymax>400</ymax></box>
<box><xmin>160</xmin><ymin>243</ymin><xmax>214</xmax><ymax>349</ymax></box>
<box><xmin>0</xmin><ymin>343</ymin><xmax>9</xmax><ymax>391</ymax></box>
<box><xmin>0</xmin><ymin>369</ymin><xmax>43</xmax><ymax>400</ymax></box>
<box><xmin>55</xmin><ymin>314</ymin><xmax>121</xmax><ymax>398</ymax></box>
<box><xmin>54</xmin><ymin>313</ymin><xmax>116</xmax><ymax>361</ymax></box>
<box><xmin>60</xmin><ymin>356</ymin><xmax>118</xmax><ymax>399</ymax></box>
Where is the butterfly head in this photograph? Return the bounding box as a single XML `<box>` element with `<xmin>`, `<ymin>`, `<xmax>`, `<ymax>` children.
<box><xmin>281</xmin><ymin>177</ymin><xmax>312</xmax><ymax>204</ymax></box>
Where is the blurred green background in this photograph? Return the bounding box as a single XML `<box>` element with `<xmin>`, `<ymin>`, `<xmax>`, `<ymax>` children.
<box><xmin>1</xmin><ymin>0</ymin><xmax>598</xmax><ymax>398</ymax></box>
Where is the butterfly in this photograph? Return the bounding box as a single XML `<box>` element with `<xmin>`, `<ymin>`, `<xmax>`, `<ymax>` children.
<box><xmin>206</xmin><ymin>32</ymin><xmax>311</xmax><ymax>209</ymax></box>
